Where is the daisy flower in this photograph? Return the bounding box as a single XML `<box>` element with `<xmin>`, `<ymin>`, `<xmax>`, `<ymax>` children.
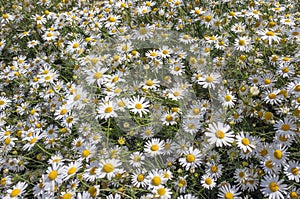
<box><xmin>257</xmin><ymin>29</ymin><xmax>281</xmax><ymax>45</ymax></box>
<box><xmin>276</xmin><ymin>62</ymin><xmax>295</xmax><ymax>78</ymax></box>
<box><xmin>43</xmin><ymin>164</ymin><xmax>64</xmax><ymax>192</ymax></box>
<box><xmin>131</xmin><ymin>169</ymin><xmax>147</xmax><ymax>188</ymax></box>
<box><xmin>220</xmin><ymin>91</ymin><xmax>236</xmax><ymax>108</ymax></box>
<box><xmin>129</xmin><ymin>152</ymin><xmax>145</xmax><ymax>167</ymax></box>
<box><xmin>22</xmin><ymin>132</ymin><xmax>44</xmax><ymax>151</ymax></box>
<box><xmin>201</xmin><ymin>174</ymin><xmax>216</xmax><ymax>190</ymax></box>
<box><xmin>161</xmin><ymin>111</ymin><xmax>178</xmax><ymax>126</ymax></box>
<box><xmin>133</xmin><ymin>25</ymin><xmax>154</xmax><ymax>41</ymax></box>
<box><xmin>206</xmin><ymin>162</ymin><xmax>223</xmax><ymax>179</ymax></box>
<box><xmin>179</xmin><ymin>147</ymin><xmax>202</xmax><ymax>170</ymax></box>
<box><xmin>96</xmin><ymin>100</ymin><xmax>118</xmax><ymax>120</ymax></box>
<box><xmin>268</xmin><ymin>144</ymin><xmax>289</xmax><ymax>167</ymax></box>
<box><xmin>205</xmin><ymin>122</ymin><xmax>235</xmax><ymax>147</ymax></box>
<box><xmin>82</xmin><ymin>161</ymin><xmax>100</xmax><ymax>182</ymax></box>
<box><xmin>144</xmin><ymin>138</ymin><xmax>165</xmax><ymax>157</ymax></box>
<box><xmin>260</xmin><ymin>175</ymin><xmax>288</xmax><ymax>199</ymax></box>
<box><xmin>198</xmin><ymin>73</ymin><xmax>221</xmax><ymax>89</ymax></box>
<box><xmin>153</xmin><ymin>185</ymin><xmax>172</xmax><ymax>199</ymax></box>
<box><xmin>5</xmin><ymin>182</ymin><xmax>28</xmax><ymax>199</ymax></box>
<box><xmin>173</xmin><ymin>175</ymin><xmax>188</xmax><ymax>193</ymax></box>
<box><xmin>96</xmin><ymin>159</ymin><xmax>122</xmax><ymax>180</ymax></box>
<box><xmin>235</xmin><ymin>132</ymin><xmax>256</xmax><ymax>152</ymax></box>
<box><xmin>62</xmin><ymin>160</ymin><xmax>82</xmax><ymax>181</ymax></box>
<box><xmin>273</xmin><ymin>117</ymin><xmax>297</xmax><ymax>137</ymax></box>
<box><xmin>217</xmin><ymin>184</ymin><xmax>241</xmax><ymax>199</ymax></box>
<box><xmin>263</xmin><ymin>89</ymin><xmax>283</xmax><ymax>105</ymax></box>
<box><xmin>0</xmin><ymin>96</ymin><xmax>11</xmax><ymax>110</ymax></box>
<box><xmin>127</xmin><ymin>96</ymin><xmax>150</xmax><ymax>117</ymax></box>
<box><xmin>146</xmin><ymin>169</ymin><xmax>167</xmax><ymax>188</ymax></box>
<box><xmin>234</xmin><ymin>36</ymin><xmax>252</xmax><ymax>52</ymax></box>
<box><xmin>85</xmin><ymin>66</ymin><xmax>109</xmax><ymax>86</ymax></box>
<box><xmin>284</xmin><ymin>160</ymin><xmax>300</xmax><ymax>182</ymax></box>
<box><xmin>141</xmin><ymin>78</ymin><xmax>160</xmax><ymax>90</ymax></box>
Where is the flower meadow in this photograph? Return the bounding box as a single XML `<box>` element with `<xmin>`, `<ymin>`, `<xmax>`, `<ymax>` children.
<box><xmin>0</xmin><ymin>0</ymin><xmax>300</xmax><ymax>198</ymax></box>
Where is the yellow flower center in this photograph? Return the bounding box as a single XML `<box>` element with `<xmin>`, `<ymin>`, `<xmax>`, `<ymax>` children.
<box><xmin>137</xmin><ymin>174</ymin><xmax>144</xmax><ymax>182</ymax></box>
<box><xmin>294</xmin><ymin>85</ymin><xmax>300</xmax><ymax>92</ymax></box>
<box><xmin>266</xmin><ymin>31</ymin><xmax>275</xmax><ymax>36</ymax></box>
<box><xmin>215</xmin><ymin>130</ymin><xmax>225</xmax><ymax>139</ymax></box>
<box><xmin>48</xmin><ymin>170</ymin><xmax>58</xmax><ymax>181</ymax></box>
<box><xmin>268</xmin><ymin>93</ymin><xmax>276</xmax><ymax>99</ymax></box>
<box><xmin>151</xmin><ymin>144</ymin><xmax>159</xmax><ymax>151</ymax></box>
<box><xmin>279</xmin><ymin>135</ymin><xmax>288</xmax><ymax>142</ymax></box>
<box><xmin>151</xmin><ymin>176</ymin><xmax>161</xmax><ymax>186</ymax></box>
<box><xmin>4</xmin><ymin>138</ymin><xmax>11</xmax><ymax>145</ymax></box>
<box><xmin>290</xmin><ymin>191</ymin><xmax>298</xmax><ymax>199</ymax></box>
<box><xmin>281</xmin><ymin>124</ymin><xmax>290</xmax><ymax>131</ymax></box>
<box><xmin>62</xmin><ymin>193</ymin><xmax>72</xmax><ymax>199</ymax></box>
<box><xmin>211</xmin><ymin>165</ymin><xmax>218</xmax><ymax>173</ymax></box>
<box><xmin>193</xmin><ymin>108</ymin><xmax>200</xmax><ymax>115</ymax></box>
<box><xmin>89</xmin><ymin>167</ymin><xmax>97</xmax><ymax>175</ymax></box>
<box><xmin>105</xmin><ymin>107</ymin><xmax>113</xmax><ymax>113</ymax></box>
<box><xmin>102</xmin><ymin>163</ymin><xmax>114</xmax><ymax>173</ymax></box>
<box><xmin>46</xmin><ymin>32</ymin><xmax>53</xmax><ymax>37</ymax></box>
<box><xmin>186</xmin><ymin>154</ymin><xmax>195</xmax><ymax>163</ymax></box>
<box><xmin>109</xmin><ymin>16</ymin><xmax>116</xmax><ymax>22</ymax></box>
<box><xmin>135</xmin><ymin>103</ymin><xmax>142</xmax><ymax>109</ymax></box>
<box><xmin>239</xmin><ymin>172</ymin><xmax>245</xmax><ymax>178</ymax></box>
<box><xmin>274</xmin><ymin>150</ymin><xmax>283</xmax><ymax>159</ymax></box>
<box><xmin>145</xmin><ymin>79</ymin><xmax>153</xmax><ymax>86</ymax></box>
<box><xmin>88</xmin><ymin>186</ymin><xmax>97</xmax><ymax>197</ymax></box>
<box><xmin>165</xmin><ymin>115</ymin><xmax>173</xmax><ymax>122</ymax></box>
<box><xmin>224</xmin><ymin>192</ymin><xmax>234</xmax><ymax>199</ymax></box>
<box><xmin>178</xmin><ymin>179</ymin><xmax>187</xmax><ymax>187</ymax></box>
<box><xmin>74</xmin><ymin>94</ymin><xmax>81</xmax><ymax>101</ymax></box>
<box><xmin>264</xmin><ymin>112</ymin><xmax>273</xmax><ymax>120</ymax></box>
<box><xmin>241</xmin><ymin>138</ymin><xmax>250</xmax><ymax>146</ymax></box>
<box><xmin>0</xmin><ymin>100</ymin><xmax>5</xmax><ymax>105</ymax></box>
<box><xmin>30</xmin><ymin>137</ymin><xmax>38</xmax><ymax>145</ymax></box>
<box><xmin>205</xmin><ymin>15</ymin><xmax>212</xmax><ymax>22</ymax></box>
<box><xmin>206</xmin><ymin>76</ymin><xmax>214</xmax><ymax>83</ymax></box>
<box><xmin>239</xmin><ymin>39</ymin><xmax>246</xmax><ymax>45</ymax></box>
<box><xmin>68</xmin><ymin>167</ymin><xmax>77</xmax><ymax>175</ymax></box>
<box><xmin>291</xmin><ymin>167</ymin><xmax>299</xmax><ymax>175</ymax></box>
<box><xmin>205</xmin><ymin>178</ymin><xmax>212</xmax><ymax>185</ymax></box>
<box><xmin>73</xmin><ymin>43</ymin><xmax>79</xmax><ymax>48</ymax></box>
<box><xmin>224</xmin><ymin>95</ymin><xmax>232</xmax><ymax>102</ymax></box>
<box><xmin>1</xmin><ymin>178</ymin><xmax>6</xmax><ymax>186</ymax></box>
<box><xmin>10</xmin><ymin>189</ymin><xmax>21</xmax><ymax>197</ymax></box>
<box><xmin>173</xmin><ymin>91</ymin><xmax>180</xmax><ymax>96</ymax></box>
<box><xmin>139</xmin><ymin>27</ymin><xmax>147</xmax><ymax>35</ymax></box>
<box><xmin>60</xmin><ymin>108</ymin><xmax>67</xmax><ymax>115</ymax></box>
<box><xmin>157</xmin><ymin>187</ymin><xmax>166</xmax><ymax>196</ymax></box>
<box><xmin>265</xmin><ymin>160</ymin><xmax>273</xmax><ymax>168</ymax></box>
<box><xmin>264</xmin><ymin>79</ymin><xmax>271</xmax><ymax>85</ymax></box>
<box><xmin>269</xmin><ymin>182</ymin><xmax>279</xmax><ymax>192</ymax></box>
<box><xmin>93</xmin><ymin>72</ymin><xmax>103</xmax><ymax>79</ymax></box>
<box><xmin>82</xmin><ymin>149</ymin><xmax>90</xmax><ymax>157</ymax></box>
<box><xmin>281</xmin><ymin>67</ymin><xmax>289</xmax><ymax>73</ymax></box>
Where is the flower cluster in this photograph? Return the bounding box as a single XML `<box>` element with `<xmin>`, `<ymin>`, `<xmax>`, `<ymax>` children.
<box><xmin>0</xmin><ymin>0</ymin><xmax>299</xmax><ymax>199</ymax></box>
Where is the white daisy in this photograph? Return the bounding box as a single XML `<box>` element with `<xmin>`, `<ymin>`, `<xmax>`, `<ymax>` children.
<box><xmin>0</xmin><ymin>96</ymin><xmax>11</xmax><ymax>110</ymax></box>
<box><xmin>179</xmin><ymin>147</ymin><xmax>202</xmax><ymax>170</ymax></box>
<box><xmin>260</xmin><ymin>175</ymin><xmax>288</xmax><ymax>199</ymax></box>
<box><xmin>284</xmin><ymin>160</ymin><xmax>300</xmax><ymax>182</ymax></box>
<box><xmin>96</xmin><ymin>159</ymin><xmax>122</xmax><ymax>180</ymax></box>
<box><xmin>144</xmin><ymin>138</ymin><xmax>165</xmax><ymax>157</ymax></box>
<box><xmin>127</xmin><ymin>96</ymin><xmax>150</xmax><ymax>117</ymax></box>
<box><xmin>205</xmin><ymin>122</ymin><xmax>235</xmax><ymax>147</ymax></box>
<box><xmin>5</xmin><ymin>182</ymin><xmax>28</xmax><ymax>199</ymax></box>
